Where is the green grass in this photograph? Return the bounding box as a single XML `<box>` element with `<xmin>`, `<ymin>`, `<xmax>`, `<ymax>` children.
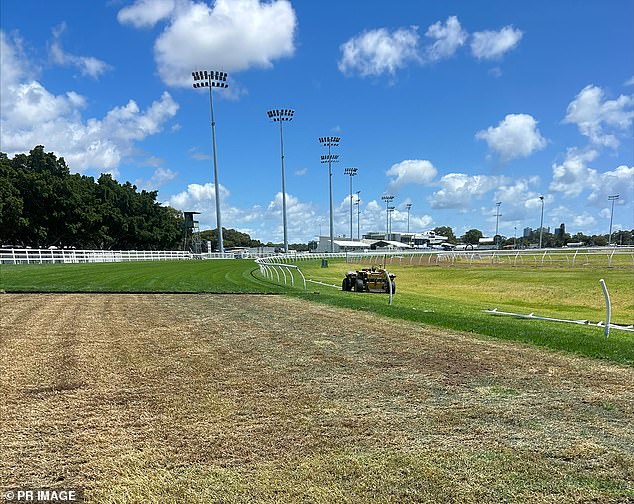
<box><xmin>2</xmin><ymin>258</ymin><xmax>633</xmax><ymax>365</ymax></box>
<box><xmin>282</xmin><ymin>259</ymin><xmax>634</xmax><ymax>366</ymax></box>
<box><xmin>0</xmin><ymin>259</ymin><xmax>283</xmax><ymax>293</ymax></box>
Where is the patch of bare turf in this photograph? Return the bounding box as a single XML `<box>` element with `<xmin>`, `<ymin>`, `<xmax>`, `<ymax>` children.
<box><xmin>1</xmin><ymin>294</ymin><xmax>633</xmax><ymax>502</ymax></box>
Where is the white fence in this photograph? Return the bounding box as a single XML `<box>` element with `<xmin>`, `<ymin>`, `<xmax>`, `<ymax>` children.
<box><xmin>0</xmin><ymin>248</ymin><xmax>239</xmax><ymax>264</ymax></box>
<box><xmin>256</xmin><ymin>247</ymin><xmax>634</xmax><ymax>269</ymax></box>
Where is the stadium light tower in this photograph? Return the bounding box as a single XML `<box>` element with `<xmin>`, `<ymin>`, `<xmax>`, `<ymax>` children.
<box><xmin>267</xmin><ymin>108</ymin><xmax>295</xmax><ymax>253</ymax></box>
<box><xmin>344</xmin><ymin>167</ymin><xmax>358</xmax><ymax>239</ymax></box>
<box><xmin>355</xmin><ymin>190</ymin><xmax>361</xmax><ymax>240</ymax></box>
<box><xmin>382</xmin><ymin>195</ymin><xmax>394</xmax><ymax>238</ymax></box>
<box><xmin>538</xmin><ymin>195</ymin><xmax>545</xmax><ymax>249</ymax></box>
<box><xmin>192</xmin><ymin>69</ymin><xmax>228</xmax><ymax>254</ymax></box>
<box><xmin>388</xmin><ymin>206</ymin><xmax>395</xmax><ymax>235</ymax></box>
<box><xmin>319</xmin><ymin>136</ymin><xmax>340</xmax><ymax>253</ymax></box>
<box><xmin>406</xmin><ymin>203</ymin><xmax>413</xmax><ymax>233</ymax></box>
<box><xmin>495</xmin><ymin>201</ymin><xmax>502</xmax><ymax>249</ymax></box>
<box><xmin>608</xmin><ymin>194</ymin><xmax>620</xmax><ymax>245</ymax></box>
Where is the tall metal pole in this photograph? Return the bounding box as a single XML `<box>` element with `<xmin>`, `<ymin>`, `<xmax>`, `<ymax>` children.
<box><xmin>345</xmin><ymin>167</ymin><xmax>357</xmax><ymax>239</ymax></box>
<box><xmin>539</xmin><ymin>195</ymin><xmax>545</xmax><ymax>249</ymax></box>
<box><xmin>192</xmin><ymin>70</ymin><xmax>228</xmax><ymax>254</ymax></box>
<box><xmin>355</xmin><ymin>190</ymin><xmax>361</xmax><ymax>240</ymax></box>
<box><xmin>608</xmin><ymin>194</ymin><xmax>620</xmax><ymax>245</ymax></box>
<box><xmin>495</xmin><ymin>201</ymin><xmax>502</xmax><ymax>249</ymax></box>
<box><xmin>267</xmin><ymin>109</ymin><xmax>294</xmax><ymax>253</ymax></box>
<box><xmin>406</xmin><ymin>203</ymin><xmax>412</xmax><ymax>233</ymax></box>
<box><xmin>382</xmin><ymin>195</ymin><xmax>394</xmax><ymax>239</ymax></box>
<box><xmin>319</xmin><ymin>137</ymin><xmax>340</xmax><ymax>253</ymax></box>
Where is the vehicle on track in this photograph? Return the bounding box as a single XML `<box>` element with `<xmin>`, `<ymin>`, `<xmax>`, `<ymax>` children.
<box><xmin>342</xmin><ymin>267</ymin><xmax>396</xmax><ymax>294</ymax></box>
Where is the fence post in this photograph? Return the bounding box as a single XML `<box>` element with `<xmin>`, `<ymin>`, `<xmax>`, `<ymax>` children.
<box><xmin>599</xmin><ymin>279</ymin><xmax>611</xmax><ymax>338</ymax></box>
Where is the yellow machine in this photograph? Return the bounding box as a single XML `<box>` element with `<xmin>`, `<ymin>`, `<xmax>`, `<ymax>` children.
<box><xmin>341</xmin><ymin>267</ymin><xmax>396</xmax><ymax>294</ymax></box>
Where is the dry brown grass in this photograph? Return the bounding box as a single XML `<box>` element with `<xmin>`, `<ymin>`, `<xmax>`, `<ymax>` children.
<box><xmin>1</xmin><ymin>293</ymin><xmax>633</xmax><ymax>503</ymax></box>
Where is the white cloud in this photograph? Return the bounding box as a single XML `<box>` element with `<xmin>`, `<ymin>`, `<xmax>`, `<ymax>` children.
<box><xmin>50</xmin><ymin>23</ymin><xmax>111</xmax><ymax>79</ymax></box>
<box><xmin>470</xmin><ymin>26</ymin><xmax>523</xmax><ymax>60</ymax></box>
<box><xmin>564</xmin><ymin>85</ymin><xmax>634</xmax><ymax>148</ymax></box>
<box><xmin>135</xmin><ymin>167</ymin><xmax>178</xmax><ymax>190</ymax></box>
<box><xmin>294</xmin><ymin>167</ymin><xmax>307</xmax><ymax>176</ymax></box>
<box><xmin>626</xmin><ymin>76</ymin><xmax>634</xmax><ymax>86</ymax></box>
<box><xmin>117</xmin><ymin>0</ymin><xmax>176</xmax><ymax>27</ymax></box>
<box><xmin>1</xmin><ymin>31</ymin><xmax>179</xmax><ymax>173</ymax></box>
<box><xmin>549</xmin><ymin>148</ymin><xmax>599</xmax><ymax>197</ymax></box>
<box><xmin>573</xmin><ymin>212</ymin><xmax>597</xmax><ymax>228</ymax></box>
<box><xmin>386</xmin><ymin>159</ymin><xmax>437</xmax><ymax>190</ymax></box>
<box><xmin>587</xmin><ymin>165</ymin><xmax>634</xmax><ymax>205</ymax></box>
<box><xmin>424</xmin><ymin>16</ymin><xmax>467</xmax><ymax>62</ymax></box>
<box><xmin>338</xmin><ymin>26</ymin><xmax>420</xmax><ymax>77</ymax></box>
<box><xmin>122</xmin><ymin>0</ymin><xmax>297</xmax><ymax>87</ymax></box>
<box><xmin>476</xmin><ymin>113</ymin><xmax>547</xmax><ymax>161</ymax></box>
<box><xmin>429</xmin><ymin>173</ymin><xmax>507</xmax><ymax>209</ymax></box>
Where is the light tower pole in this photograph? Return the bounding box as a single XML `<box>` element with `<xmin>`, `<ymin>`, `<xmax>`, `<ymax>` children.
<box><xmin>406</xmin><ymin>203</ymin><xmax>413</xmax><ymax>233</ymax></box>
<box><xmin>192</xmin><ymin>70</ymin><xmax>228</xmax><ymax>254</ymax></box>
<box><xmin>382</xmin><ymin>195</ymin><xmax>394</xmax><ymax>239</ymax></box>
<box><xmin>267</xmin><ymin>108</ymin><xmax>294</xmax><ymax>253</ymax></box>
<box><xmin>388</xmin><ymin>206</ymin><xmax>395</xmax><ymax>235</ymax></box>
<box><xmin>495</xmin><ymin>201</ymin><xmax>502</xmax><ymax>249</ymax></box>
<box><xmin>319</xmin><ymin>137</ymin><xmax>340</xmax><ymax>253</ymax></box>
<box><xmin>608</xmin><ymin>194</ymin><xmax>620</xmax><ymax>245</ymax></box>
<box><xmin>344</xmin><ymin>167</ymin><xmax>358</xmax><ymax>239</ymax></box>
<box><xmin>355</xmin><ymin>190</ymin><xmax>361</xmax><ymax>240</ymax></box>
<box><xmin>539</xmin><ymin>195</ymin><xmax>545</xmax><ymax>249</ymax></box>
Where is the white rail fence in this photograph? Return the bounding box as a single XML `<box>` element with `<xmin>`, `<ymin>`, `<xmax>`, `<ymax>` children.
<box><xmin>0</xmin><ymin>248</ymin><xmax>278</xmax><ymax>264</ymax></box>
<box><xmin>256</xmin><ymin>248</ymin><xmax>634</xmax><ymax>268</ymax></box>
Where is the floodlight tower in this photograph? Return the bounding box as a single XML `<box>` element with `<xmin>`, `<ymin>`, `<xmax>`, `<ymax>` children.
<box><xmin>388</xmin><ymin>206</ymin><xmax>395</xmax><ymax>235</ymax></box>
<box><xmin>192</xmin><ymin>70</ymin><xmax>228</xmax><ymax>254</ymax></box>
<box><xmin>406</xmin><ymin>203</ymin><xmax>413</xmax><ymax>233</ymax></box>
<box><xmin>382</xmin><ymin>195</ymin><xmax>394</xmax><ymax>238</ymax></box>
<box><xmin>538</xmin><ymin>195</ymin><xmax>545</xmax><ymax>249</ymax></box>
<box><xmin>267</xmin><ymin>108</ymin><xmax>295</xmax><ymax>253</ymax></box>
<box><xmin>355</xmin><ymin>190</ymin><xmax>361</xmax><ymax>240</ymax></box>
<box><xmin>608</xmin><ymin>194</ymin><xmax>620</xmax><ymax>245</ymax></box>
<box><xmin>495</xmin><ymin>201</ymin><xmax>502</xmax><ymax>249</ymax></box>
<box><xmin>344</xmin><ymin>167</ymin><xmax>358</xmax><ymax>239</ymax></box>
<box><xmin>319</xmin><ymin>136</ymin><xmax>340</xmax><ymax>253</ymax></box>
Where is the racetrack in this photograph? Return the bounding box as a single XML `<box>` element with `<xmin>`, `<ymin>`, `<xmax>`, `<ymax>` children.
<box><xmin>1</xmin><ymin>293</ymin><xmax>633</xmax><ymax>502</ymax></box>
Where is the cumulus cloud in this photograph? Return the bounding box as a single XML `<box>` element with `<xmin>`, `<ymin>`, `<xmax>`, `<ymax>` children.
<box><xmin>587</xmin><ymin>165</ymin><xmax>634</xmax><ymax>205</ymax></box>
<box><xmin>119</xmin><ymin>0</ymin><xmax>297</xmax><ymax>87</ymax></box>
<box><xmin>549</xmin><ymin>148</ymin><xmax>599</xmax><ymax>197</ymax></box>
<box><xmin>470</xmin><ymin>26</ymin><xmax>523</xmax><ymax>60</ymax></box>
<box><xmin>476</xmin><ymin>113</ymin><xmax>547</xmax><ymax>161</ymax></box>
<box><xmin>564</xmin><ymin>84</ymin><xmax>634</xmax><ymax>148</ymax></box>
<box><xmin>1</xmin><ymin>31</ymin><xmax>179</xmax><ymax>173</ymax></box>
<box><xmin>49</xmin><ymin>23</ymin><xmax>111</xmax><ymax>79</ymax></box>
<box><xmin>386</xmin><ymin>159</ymin><xmax>437</xmax><ymax>190</ymax></box>
<box><xmin>428</xmin><ymin>173</ymin><xmax>507</xmax><ymax>209</ymax></box>
<box><xmin>338</xmin><ymin>27</ymin><xmax>420</xmax><ymax>77</ymax></box>
<box><xmin>117</xmin><ymin>0</ymin><xmax>176</xmax><ymax>27</ymax></box>
<box><xmin>135</xmin><ymin>166</ymin><xmax>178</xmax><ymax>191</ymax></box>
<box><xmin>424</xmin><ymin>16</ymin><xmax>467</xmax><ymax>62</ymax></box>
<box><xmin>550</xmin><ymin>149</ymin><xmax>633</xmax><ymax>205</ymax></box>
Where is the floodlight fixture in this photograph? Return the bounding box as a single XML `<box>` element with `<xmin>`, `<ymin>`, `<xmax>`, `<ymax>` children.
<box><xmin>191</xmin><ymin>69</ymin><xmax>230</xmax><ymax>253</ymax></box>
<box><xmin>319</xmin><ymin>135</ymin><xmax>342</xmax><ymax>252</ymax></box>
<box><xmin>267</xmin><ymin>108</ymin><xmax>295</xmax><ymax>253</ymax></box>
<box><xmin>608</xmin><ymin>194</ymin><xmax>620</xmax><ymax>245</ymax></box>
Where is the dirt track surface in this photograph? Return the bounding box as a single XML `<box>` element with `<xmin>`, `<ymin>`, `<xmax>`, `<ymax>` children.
<box><xmin>1</xmin><ymin>294</ymin><xmax>633</xmax><ymax>502</ymax></box>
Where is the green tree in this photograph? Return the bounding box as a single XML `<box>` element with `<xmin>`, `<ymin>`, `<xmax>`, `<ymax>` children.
<box><xmin>433</xmin><ymin>226</ymin><xmax>457</xmax><ymax>244</ymax></box>
<box><xmin>461</xmin><ymin>229</ymin><xmax>483</xmax><ymax>245</ymax></box>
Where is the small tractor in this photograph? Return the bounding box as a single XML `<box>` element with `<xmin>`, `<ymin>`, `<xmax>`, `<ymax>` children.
<box><xmin>341</xmin><ymin>267</ymin><xmax>396</xmax><ymax>294</ymax></box>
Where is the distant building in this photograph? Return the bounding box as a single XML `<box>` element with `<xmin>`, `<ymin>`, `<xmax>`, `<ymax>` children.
<box><xmin>523</xmin><ymin>227</ymin><xmax>532</xmax><ymax>237</ymax></box>
<box><xmin>554</xmin><ymin>223</ymin><xmax>566</xmax><ymax>237</ymax></box>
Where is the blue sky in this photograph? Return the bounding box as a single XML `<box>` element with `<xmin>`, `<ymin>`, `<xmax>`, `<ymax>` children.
<box><xmin>1</xmin><ymin>0</ymin><xmax>633</xmax><ymax>243</ymax></box>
